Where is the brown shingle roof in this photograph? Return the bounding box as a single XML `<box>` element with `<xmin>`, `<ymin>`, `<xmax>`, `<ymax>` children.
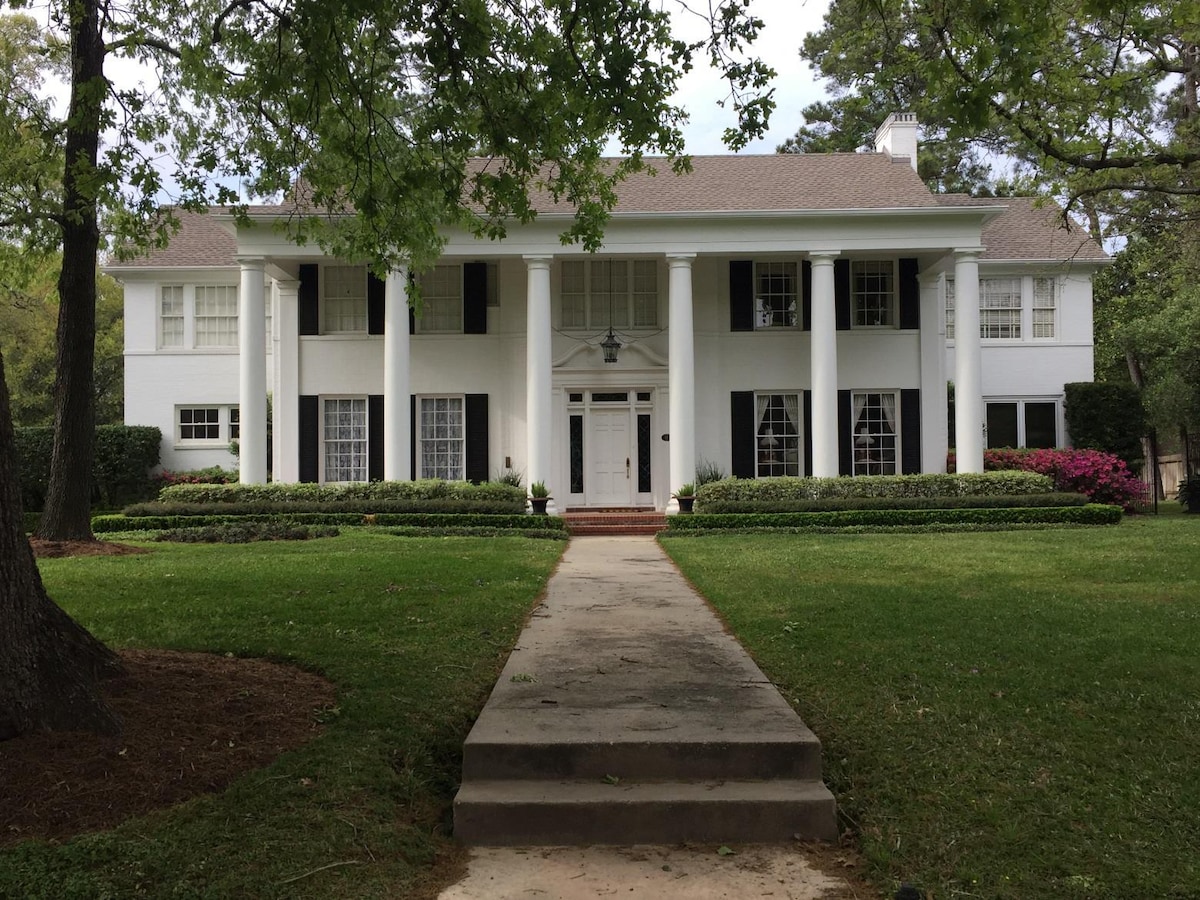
<box><xmin>109</xmin><ymin>161</ymin><xmax>1105</xmax><ymax>268</ymax></box>
<box><xmin>940</xmin><ymin>195</ymin><xmax>1107</xmax><ymax>261</ymax></box>
<box><xmin>109</xmin><ymin>210</ymin><xmax>237</xmax><ymax>269</ymax></box>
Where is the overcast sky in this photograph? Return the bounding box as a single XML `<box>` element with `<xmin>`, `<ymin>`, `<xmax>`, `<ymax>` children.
<box><xmin>669</xmin><ymin>0</ymin><xmax>832</xmax><ymax>155</ymax></box>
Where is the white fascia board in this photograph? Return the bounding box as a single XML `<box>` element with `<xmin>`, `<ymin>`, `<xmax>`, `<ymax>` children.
<box><xmin>104</xmin><ymin>265</ymin><xmax>239</xmax><ymax>282</ymax></box>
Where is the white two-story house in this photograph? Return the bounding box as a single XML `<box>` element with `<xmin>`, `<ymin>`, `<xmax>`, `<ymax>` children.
<box><xmin>109</xmin><ymin>115</ymin><xmax>1107</xmax><ymax>510</ymax></box>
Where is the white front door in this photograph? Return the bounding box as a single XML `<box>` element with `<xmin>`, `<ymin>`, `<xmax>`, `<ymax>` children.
<box><xmin>589</xmin><ymin>409</ymin><xmax>633</xmax><ymax>506</ymax></box>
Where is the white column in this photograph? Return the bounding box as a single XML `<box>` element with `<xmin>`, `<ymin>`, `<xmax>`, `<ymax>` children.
<box><xmin>524</xmin><ymin>256</ymin><xmax>553</xmax><ymax>499</ymax></box>
<box><xmin>238</xmin><ymin>258</ymin><xmax>268</xmax><ymax>484</ymax></box>
<box><xmin>954</xmin><ymin>250</ymin><xmax>984</xmax><ymax>473</ymax></box>
<box><xmin>383</xmin><ymin>265</ymin><xmax>411</xmax><ymax>481</ymax></box>
<box><xmin>809</xmin><ymin>252</ymin><xmax>839</xmax><ymax>477</ymax></box>
<box><xmin>667</xmin><ymin>254</ymin><xmax>696</xmax><ymax>511</ymax></box>
<box><xmin>273</xmin><ymin>279</ymin><xmax>300</xmax><ymax>483</ymax></box>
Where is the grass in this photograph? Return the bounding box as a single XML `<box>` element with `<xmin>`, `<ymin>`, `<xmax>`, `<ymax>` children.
<box><xmin>662</xmin><ymin>514</ymin><xmax>1200</xmax><ymax>900</ymax></box>
<box><xmin>2</xmin><ymin>532</ymin><xmax>563</xmax><ymax>900</ymax></box>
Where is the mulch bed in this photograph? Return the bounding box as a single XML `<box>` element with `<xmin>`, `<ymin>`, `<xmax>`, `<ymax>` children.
<box><xmin>0</xmin><ymin>648</ymin><xmax>336</xmax><ymax>847</ymax></box>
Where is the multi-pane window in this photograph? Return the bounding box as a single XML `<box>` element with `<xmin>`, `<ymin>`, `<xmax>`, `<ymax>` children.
<box><xmin>194</xmin><ymin>285</ymin><xmax>239</xmax><ymax>347</ymax></box>
<box><xmin>418</xmin><ymin>265</ymin><xmax>463</xmax><ymax>332</ymax></box>
<box><xmin>324</xmin><ymin>266</ymin><xmax>368</xmax><ymax>333</ymax></box>
<box><xmin>755</xmin><ymin>262</ymin><xmax>798</xmax><ymax>328</ymax></box>
<box><xmin>755</xmin><ymin>393</ymin><xmax>801</xmax><ymax>477</ymax></box>
<box><xmin>852</xmin><ymin>260</ymin><xmax>895</xmax><ymax>327</ymax></box>
<box><xmin>980</xmin><ymin>278</ymin><xmax>1022</xmax><ymax>339</ymax></box>
<box><xmin>944</xmin><ymin>278</ymin><xmax>955</xmax><ymax>339</ymax></box>
<box><xmin>560</xmin><ymin>259</ymin><xmax>658</xmax><ymax>329</ymax></box>
<box><xmin>229</xmin><ymin>407</ymin><xmax>240</xmax><ymax>441</ymax></box>
<box><xmin>851</xmin><ymin>392</ymin><xmax>898</xmax><ymax>475</ymax></box>
<box><xmin>160</xmin><ymin>286</ymin><xmax>184</xmax><ymax>348</ymax></box>
<box><xmin>986</xmin><ymin>400</ymin><xmax>1057</xmax><ymax>449</ymax></box>
<box><xmin>323</xmin><ymin>397</ymin><xmax>368</xmax><ymax>482</ymax></box>
<box><xmin>419</xmin><ymin>397</ymin><xmax>465</xmax><ymax>480</ymax></box>
<box><xmin>178</xmin><ymin>407</ymin><xmax>221</xmax><ymax>442</ymax></box>
<box><xmin>1032</xmin><ymin>277</ymin><xmax>1057</xmax><ymax>339</ymax></box>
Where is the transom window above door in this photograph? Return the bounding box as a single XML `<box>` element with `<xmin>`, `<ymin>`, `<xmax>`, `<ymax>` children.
<box><xmin>560</xmin><ymin>259</ymin><xmax>658</xmax><ymax>329</ymax></box>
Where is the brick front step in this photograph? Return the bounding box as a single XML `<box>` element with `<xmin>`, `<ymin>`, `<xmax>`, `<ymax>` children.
<box><xmin>562</xmin><ymin>509</ymin><xmax>668</xmax><ymax>536</ymax></box>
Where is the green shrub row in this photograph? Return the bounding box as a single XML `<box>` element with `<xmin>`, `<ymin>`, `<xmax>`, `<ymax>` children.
<box><xmin>157</xmin><ymin>479</ymin><xmax>525</xmax><ymax>507</ymax></box>
<box><xmin>16</xmin><ymin>425</ymin><xmax>162</xmax><ymax>511</ymax></box>
<box><xmin>380</xmin><ymin>527</ymin><xmax>569</xmax><ymax>540</ymax></box>
<box><xmin>155</xmin><ymin>524</ymin><xmax>341</xmax><ymax>543</ymax></box>
<box><xmin>92</xmin><ymin>512</ymin><xmax>567</xmax><ymax>534</ymax></box>
<box><xmin>125</xmin><ymin>497</ymin><xmax>527</xmax><ymax>517</ymax></box>
<box><xmin>666</xmin><ymin>505</ymin><xmax>1122</xmax><ymax>531</ymax></box>
<box><xmin>696</xmin><ymin>492</ymin><xmax>1087</xmax><ymax>514</ymax></box>
<box><xmin>694</xmin><ymin>472</ymin><xmax>1054</xmax><ymax>509</ymax></box>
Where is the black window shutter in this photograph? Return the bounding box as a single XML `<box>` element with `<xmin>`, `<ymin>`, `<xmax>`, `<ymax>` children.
<box><xmin>368</xmin><ymin>272</ymin><xmax>386</xmax><ymax>335</ymax></box>
<box><xmin>899</xmin><ymin>258</ymin><xmax>920</xmax><ymax>330</ymax></box>
<box><xmin>838</xmin><ymin>389</ymin><xmax>853</xmax><ymax>475</ymax></box>
<box><xmin>463</xmin><ymin>263</ymin><xmax>488</xmax><ymax>334</ymax></box>
<box><xmin>730</xmin><ymin>391</ymin><xmax>755</xmax><ymax>478</ymax></box>
<box><xmin>298</xmin><ymin>264</ymin><xmax>319</xmax><ymax>336</ymax></box>
<box><xmin>465</xmin><ymin>393</ymin><xmax>489</xmax><ymax>483</ymax></box>
<box><xmin>802</xmin><ymin>260</ymin><xmax>812</xmax><ymax>331</ymax></box>
<box><xmin>298</xmin><ymin>395</ymin><xmax>319</xmax><ymax>483</ymax></box>
<box><xmin>368</xmin><ymin>395</ymin><xmax>384</xmax><ymax>480</ymax></box>
<box><xmin>901</xmin><ymin>388</ymin><xmax>922</xmax><ymax>474</ymax></box>
<box><xmin>834</xmin><ymin>259</ymin><xmax>851</xmax><ymax>331</ymax></box>
<box><xmin>410</xmin><ymin>395</ymin><xmax>417</xmax><ymax>480</ymax></box>
<box><xmin>803</xmin><ymin>390</ymin><xmax>813</xmax><ymax>476</ymax></box>
<box><xmin>729</xmin><ymin>261</ymin><xmax>754</xmax><ymax>332</ymax></box>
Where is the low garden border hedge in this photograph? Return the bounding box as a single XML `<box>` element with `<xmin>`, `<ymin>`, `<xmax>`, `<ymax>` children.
<box><xmin>156</xmin><ymin>480</ymin><xmax>525</xmax><ymax>508</ymax></box>
<box><xmin>696</xmin><ymin>492</ymin><xmax>1086</xmax><ymax>514</ymax></box>
<box><xmin>124</xmin><ymin>498</ymin><xmax>528</xmax><ymax>517</ymax></box>
<box><xmin>93</xmin><ymin>513</ymin><xmax>567</xmax><ymax>533</ymax></box>
<box><xmin>666</xmin><ymin>505</ymin><xmax>1122</xmax><ymax>531</ymax></box>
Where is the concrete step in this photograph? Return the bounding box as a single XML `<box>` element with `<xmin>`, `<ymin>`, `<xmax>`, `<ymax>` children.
<box><xmin>463</xmin><ymin>711</ymin><xmax>825</xmax><ymax>782</ymax></box>
<box><xmin>454</xmin><ymin>778</ymin><xmax>838</xmax><ymax>845</ymax></box>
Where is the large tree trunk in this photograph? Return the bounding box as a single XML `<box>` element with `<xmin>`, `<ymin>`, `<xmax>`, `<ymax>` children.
<box><xmin>0</xmin><ymin>348</ymin><xmax>122</xmax><ymax>741</ymax></box>
<box><xmin>34</xmin><ymin>0</ymin><xmax>105</xmax><ymax>542</ymax></box>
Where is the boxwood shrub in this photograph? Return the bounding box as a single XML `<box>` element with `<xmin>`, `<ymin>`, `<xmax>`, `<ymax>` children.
<box><xmin>696</xmin><ymin>492</ymin><xmax>1086</xmax><ymax>514</ymax></box>
<box><xmin>666</xmin><ymin>504</ymin><xmax>1121</xmax><ymax>531</ymax></box>
<box><xmin>124</xmin><ymin>498</ymin><xmax>527</xmax><ymax>517</ymax></box>
<box><xmin>156</xmin><ymin>479</ymin><xmax>525</xmax><ymax>511</ymax></box>
<box><xmin>694</xmin><ymin>472</ymin><xmax>1054</xmax><ymax>511</ymax></box>
<box><xmin>92</xmin><ymin>512</ymin><xmax>567</xmax><ymax>534</ymax></box>
<box><xmin>155</xmin><ymin>524</ymin><xmax>341</xmax><ymax>543</ymax></box>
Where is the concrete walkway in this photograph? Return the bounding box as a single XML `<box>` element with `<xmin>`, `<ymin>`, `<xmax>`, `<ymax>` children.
<box><xmin>441</xmin><ymin>536</ymin><xmax>853</xmax><ymax>898</ymax></box>
<box><xmin>452</xmin><ymin>535</ymin><xmax>837</xmax><ymax>846</ymax></box>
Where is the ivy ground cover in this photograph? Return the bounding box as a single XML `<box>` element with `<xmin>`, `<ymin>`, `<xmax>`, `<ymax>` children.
<box><xmin>662</xmin><ymin>515</ymin><xmax>1200</xmax><ymax>899</ymax></box>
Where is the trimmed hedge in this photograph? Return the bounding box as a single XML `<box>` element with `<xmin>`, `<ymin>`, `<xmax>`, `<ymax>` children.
<box><xmin>1064</xmin><ymin>382</ymin><xmax>1146</xmax><ymax>468</ymax></box>
<box><xmin>92</xmin><ymin>512</ymin><xmax>567</xmax><ymax>534</ymax></box>
<box><xmin>666</xmin><ymin>505</ymin><xmax>1122</xmax><ymax>531</ymax></box>
<box><xmin>381</xmin><ymin>527</ymin><xmax>569</xmax><ymax>540</ymax></box>
<box><xmin>696</xmin><ymin>492</ymin><xmax>1087</xmax><ymax>514</ymax></box>
<box><xmin>694</xmin><ymin>472</ymin><xmax>1054</xmax><ymax>510</ymax></box>
<box><xmin>16</xmin><ymin>425</ymin><xmax>162</xmax><ymax>511</ymax></box>
<box><xmin>156</xmin><ymin>479</ymin><xmax>525</xmax><ymax>511</ymax></box>
<box><xmin>155</xmin><ymin>524</ymin><xmax>341</xmax><ymax>543</ymax></box>
<box><xmin>124</xmin><ymin>498</ymin><xmax>526</xmax><ymax>517</ymax></box>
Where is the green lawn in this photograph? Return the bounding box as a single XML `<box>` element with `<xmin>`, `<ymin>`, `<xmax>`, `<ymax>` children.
<box><xmin>2</xmin><ymin>532</ymin><xmax>563</xmax><ymax>900</ymax></box>
<box><xmin>662</xmin><ymin>515</ymin><xmax>1200</xmax><ymax>899</ymax></box>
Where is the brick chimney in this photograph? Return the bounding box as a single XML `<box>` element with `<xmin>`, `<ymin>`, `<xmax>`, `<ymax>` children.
<box><xmin>873</xmin><ymin>112</ymin><xmax>919</xmax><ymax>172</ymax></box>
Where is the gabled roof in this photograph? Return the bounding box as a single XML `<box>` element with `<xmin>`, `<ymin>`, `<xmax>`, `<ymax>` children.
<box><xmin>109</xmin><ymin>158</ymin><xmax>1105</xmax><ymax>269</ymax></box>
<box><xmin>940</xmin><ymin>195</ymin><xmax>1107</xmax><ymax>262</ymax></box>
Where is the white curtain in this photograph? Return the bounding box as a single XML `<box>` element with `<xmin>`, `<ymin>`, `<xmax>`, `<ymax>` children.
<box><xmin>782</xmin><ymin>394</ymin><xmax>800</xmax><ymax>434</ymax></box>
<box><xmin>756</xmin><ymin>394</ymin><xmax>771</xmax><ymax>433</ymax></box>
<box><xmin>852</xmin><ymin>392</ymin><xmax>867</xmax><ymax>429</ymax></box>
<box><xmin>881</xmin><ymin>393</ymin><xmax>897</xmax><ymax>435</ymax></box>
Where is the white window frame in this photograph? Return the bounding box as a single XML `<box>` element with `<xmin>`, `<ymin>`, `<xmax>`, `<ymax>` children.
<box><xmin>980</xmin><ymin>277</ymin><xmax>1022</xmax><ymax>340</ymax></box>
<box><xmin>850</xmin><ymin>391</ymin><xmax>899</xmax><ymax>476</ymax></box>
<box><xmin>851</xmin><ymin>260</ymin><xmax>897</xmax><ymax>328</ymax></box>
<box><xmin>322</xmin><ymin>265</ymin><xmax>368</xmax><ymax>334</ymax></box>
<box><xmin>417</xmin><ymin>265</ymin><xmax>463</xmax><ymax>333</ymax></box>
<box><xmin>159</xmin><ymin>285</ymin><xmax>185</xmax><ymax>348</ymax></box>
<box><xmin>321</xmin><ymin>396</ymin><xmax>369</xmax><ymax>483</ymax></box>
<box><xmin>417</xmin><ymin>395</ymin><xmax>466</xmax><ymax>481</ymax></box>
<box><xmin>753</xmin><ymin>262</ymin><xmax>799</xmax><ymax>329</ymax></box>
<box><xmin>1032</xmin><ymin>277</ymin><xmax>1058</xmax><ymax>339</ymax></box>
<box><xmin>985</xmin><ymin>398</ymin><xmax>1060</xmax><ymax>449</ymax></box>
<box><xmin>175</xmin><ymin>404</ymin><xmax>238</xmax><ymax>447</ymax></box>
<box><xmin>559</xmin><ymin>259</ymin><xmax>658</xmax><ymax>330</ymax></box>
<box><xmin>194</xmin><ymin>284</ymin><xmax>239</xmax><ymax>348</ymax></box>
<box><xmin>753</xmin><ymin>392</ymin><xmax>802</xmax><ymax>477</ymax></box>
